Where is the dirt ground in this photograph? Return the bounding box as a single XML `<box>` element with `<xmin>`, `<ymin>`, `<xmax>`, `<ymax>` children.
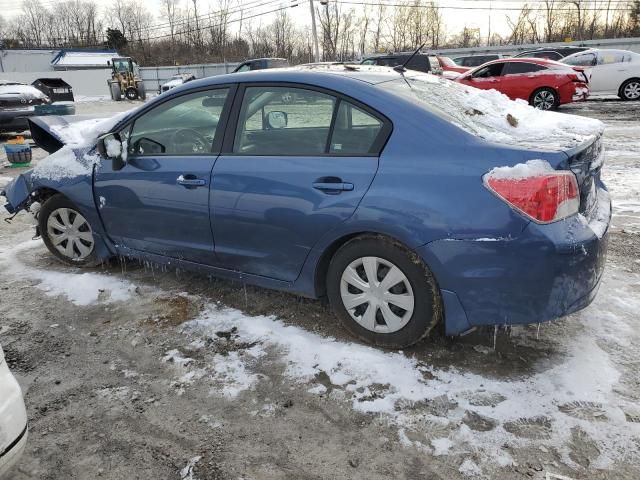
<box><xmin>1</xmin><ymin>98</ymin><xmax>639</xmax><ymax>480</ymax></box>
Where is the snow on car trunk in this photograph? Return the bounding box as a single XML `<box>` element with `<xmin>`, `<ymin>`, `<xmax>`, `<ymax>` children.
<box><xmin>381</xmin><ymin>72</ymin><xmax>604</xmax><ymax>151</ymax></box>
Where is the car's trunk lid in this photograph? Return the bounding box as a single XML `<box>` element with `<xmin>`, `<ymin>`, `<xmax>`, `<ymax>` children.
<box><xmin>562</xmin><ymin>135</ymin><xmax>605</xmax><ymax>217</ymax></box>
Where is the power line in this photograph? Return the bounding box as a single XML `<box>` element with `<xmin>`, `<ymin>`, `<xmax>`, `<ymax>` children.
<box><xmin>127</xmin><ymin>0</ymin><xmax>289</xmax><ymax>36</ymax></box>
<box><xmin>130</xmin><ymin>3</ymin><xmax>297</xmax><ymax>43</ymax></box>
<box><xmin>335</xmin><ymin>0</ymin><xmax>635</xmax><ymax>11</ymax></box>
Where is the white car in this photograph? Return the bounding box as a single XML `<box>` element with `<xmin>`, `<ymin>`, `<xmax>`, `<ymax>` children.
<box><xmin>158</xmin><ymin>73</ymin><xmax>196</xmax><ymax>94</ymax></box>
<box><xmin>0</xmin><ymin>344</ymin><xmax>28</xmax><ymax>477</ymax></box>
<box><xmin>561</xmin><ymin>48</ymin><xmax>640</xmax><ymax>100</ymax></box>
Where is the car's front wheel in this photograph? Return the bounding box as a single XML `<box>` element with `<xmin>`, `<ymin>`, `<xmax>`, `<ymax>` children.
<box><xmin>39</xmin><ymin>195</ymin><xmax>99</xmax><ymax>267</ymax></box>
<box><xmin>530</xmin><ymin>87</ymin><xmax>558</xmax><ymax>110</ymax></box>
<box><xmin>619</xmin><ymin>79</ymin><xmax>640</xmax><ymax>101</ymax></box>
<box><xmin>327</xmin><ymin>236</ymin><xmax>441</xmax><ymax>348</ymax></box>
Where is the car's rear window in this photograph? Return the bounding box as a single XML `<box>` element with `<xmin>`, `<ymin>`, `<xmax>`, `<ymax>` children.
<box><xmin>378</xmin><ymin>73</ymin><xmax>603</xmax><ymax>150</ymax></box>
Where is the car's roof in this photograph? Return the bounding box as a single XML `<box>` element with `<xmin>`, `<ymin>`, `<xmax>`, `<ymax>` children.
<box><xmin>185</xmin><ymin>65</ymin><xmax>409</xmax><ymax>89</ymax></box>
<box><xmin>241</xmin><ymin>57</ymin><xmax>287</xmax><ymax>62</ymax></box>
<box><xmin>453</xmin><ymin>53</ymin><xmax>499</xmax><ymax>58</ymax></box>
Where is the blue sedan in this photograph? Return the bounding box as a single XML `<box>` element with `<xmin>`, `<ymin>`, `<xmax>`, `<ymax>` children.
<box><xmin>2</xmin><ymin>67</ymin><xmax>611</xmax><ymax>348</ymax></box>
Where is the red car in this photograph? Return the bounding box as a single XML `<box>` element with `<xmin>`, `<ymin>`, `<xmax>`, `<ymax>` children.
<box><xmin>455</xmin><ymin>58</ymin><xmax>589</xmax><ymax>110</ymax></box>
<box><xmin>436</xmin><ymin>55</ymin><xmax>470</xmax><ymax>74</ymax></box>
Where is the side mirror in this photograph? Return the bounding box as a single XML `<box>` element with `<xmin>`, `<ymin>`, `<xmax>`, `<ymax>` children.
<box><xmin>97</xmin><ymin>133</ymin><xmax>126</xmax><ymax>171</ymax></box>
<box><xmin>265</xmin><ymin>111</ymin><xmax>288</xmax><ymax>129</ymax></box>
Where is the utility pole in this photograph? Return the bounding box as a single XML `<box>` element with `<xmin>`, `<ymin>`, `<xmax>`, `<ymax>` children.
<box><xmin>487</xmin><ymin>0</ymin><xmax>492</xmax><ymax>46</ymax></box>
<box><xmin>309</xmin><ymin>0</ymin><xmax>320</xmax><ymax>62</ymax></box>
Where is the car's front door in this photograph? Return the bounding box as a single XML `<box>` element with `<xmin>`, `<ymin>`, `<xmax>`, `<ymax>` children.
<box><xmin>210</xmin><ymin>85</ymin><xmax>388</xmax><ymax>282</ymax></box>
<box><xmin>94</xmin><ymin>87</ymin><xmax>232</xmax><ymax>264</ymax></box>
<box><xmin>466</xmin><ymin>62</ymin><xmax>505</xmax><ymax>91</ymax></box>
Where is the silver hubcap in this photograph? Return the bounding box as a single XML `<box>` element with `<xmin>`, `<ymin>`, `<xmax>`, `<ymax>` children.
<box><xmin>340</xmin><ymin>256</ymin><xmax>414</xmax><ymax>333</ymax></box>
<box><xmin>623</xmin><ymin>82</ymin><xmax>640</xmax><ymax>99</ymax></box>
<box><xmin>533</xmin><ymin>90</ymin><xmax>555</xmax><ymax>110</ymax></box>
<box><xmin>46</xmin><ymin>208</ymin><xmax>94</xmax><ymax>260</ymax></box>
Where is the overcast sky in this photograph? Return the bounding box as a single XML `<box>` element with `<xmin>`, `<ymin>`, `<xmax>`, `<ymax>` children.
<box><xmin>0</xmin><ymin>0</ymin><xmax>535</xmax><ymax>39</ymax></box>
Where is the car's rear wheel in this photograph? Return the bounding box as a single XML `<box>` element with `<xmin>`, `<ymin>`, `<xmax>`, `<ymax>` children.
<box><xmin>619</xmin><ymin>79</ymin><xmax>640</xmax><ymax>101</ymax></box>
<box><xmin>39</xmin><ymin>195</ymin><xmax>99</xmax><ymax>267</ymax></box>
<box><xmin>530</xmin><ymin>88</ymin><xmax>558</xmax><ymax>110</ymax></box>
<box><xmin>327</xmin><ymin>235</ymin><xmax>441</xmax><ymax>348</ymax></box>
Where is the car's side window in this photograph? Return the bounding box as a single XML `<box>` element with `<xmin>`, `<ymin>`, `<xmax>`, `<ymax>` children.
<box><xmin>533</xmin><ymin>51</ymin><xmax>561</xmax><ymax>60</ymax></box>
<box><xmin>597</xmin><ymin>52</ymin><xmax>628</xmax><ymax>65</ymax></box>
<box><xmin>235</xmin><ymin>64</ymin><xmax>251</xmax><ymax>72</ymax></box>
<box><xmin>330</xmin><ymin>101</ymin><xmax>383</xmax><ymax>155</ymax></box>
<box><xmin>565</xmin><ymin>53</ymin><xmax>596</xmax><ymax>66</ymax></box>
<box><xmin>233</xmin><ymin>86</ymin><xmax>336</xmax><ymax>156</ymax></box>
<box><xmin>128</xmin><ymin>88</ymin><xmax>229</xmax><ymax>156</ymax></box>
<box><xmin>473</xmin><ymin>63</ymin><xmax>505</xmax><ymax>78</ymax></box>
<box><xmin>503</xmin><ymin>62</ymin><xmax>547</xmax><ymax>75</ymax></box>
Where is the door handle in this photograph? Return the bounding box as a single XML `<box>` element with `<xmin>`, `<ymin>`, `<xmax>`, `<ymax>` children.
<box><xmin>312</xmin><ymin>182</ymin><xmax>354</xmax><ymax>192</ymax></box>
<box><xmin>177</xmin><ymin>174</ymin><xmax>206</xmax><ymax>187</ymax></box>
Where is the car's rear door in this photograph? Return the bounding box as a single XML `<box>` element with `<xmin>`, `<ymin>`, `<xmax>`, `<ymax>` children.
<box><xmin>93</xmin><ymin>86</ymin><xmax>234</xmax><ymax>264</ymax></box>
<box><xmin>210</xmin><ymin>84</ymin><xmax>390</xmax><ymax>282</ymax></box>
<box><xmin>592</xmin><ymin>50</ymin><xmax>631</xmax><ymax>94</ymax></box>
<box><xmin>501</xmin><ymin>61</ymin><xmax>549</xmax><ymax>101</ymax></box>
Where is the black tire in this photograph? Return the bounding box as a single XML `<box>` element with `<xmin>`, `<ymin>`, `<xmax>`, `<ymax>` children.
<box><xmin>39</xmin><ymin>194</ymin><xmax>100</xmax><ymax>267</ymax></box>
<box><xmin>618</xmin><ymin>78</ymin><xmax>640</xmax><ymax>101</ymax></box>
<box><xmin>529</xmin><ymin>87</ymin><xmax>558</xmax><ymax>110</ymax></box>
<box><xmin>125</xmin><ymin>87</ymin><xmax>139</xmax><ymax>101</ymax></box>
<box><xmin>326</xmin><ymin>235</ymin><xmax>442</xmax><ymax>349</ymax></box>
<box><xmin>136</xmin><ymin>81</ymin><xmax>146</xmax><ymax>100</ymax></box>
<box><xmin>109</xmin><ymin>82</ymin><xmax>122</xmax><ymax>101</ymax></box>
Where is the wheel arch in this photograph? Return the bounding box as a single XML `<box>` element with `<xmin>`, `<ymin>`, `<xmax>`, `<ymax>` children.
<box><xmin>312</xmin><ymin>230</ymin><xmax>435</xmax><ymax>298</ymax></box>
<box><xmin>529</xmin><ymin>86</ymin><xmax>558</xmax><ymax>107</ymax></box>
<box><xmin>36</xmin><ymin>188</ymin><xmax>116</xmax><ymax>261</ymax></box>
<box><xmin>618</xmin><ymin>77</ymin><xmax>640</xmax><ymax>98</ymax></box>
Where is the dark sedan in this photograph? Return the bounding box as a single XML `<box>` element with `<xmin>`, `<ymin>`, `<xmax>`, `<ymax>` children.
<box><xmin>0</xmin><ymin>81</ymin><xmax>52</xmax><ymax>133</ymax></box>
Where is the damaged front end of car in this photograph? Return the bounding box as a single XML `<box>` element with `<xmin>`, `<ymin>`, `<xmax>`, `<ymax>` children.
<box><xmin>2</xmin><ymin>115</ymin><xmax>118</xmax><ymax>262</ymax></box>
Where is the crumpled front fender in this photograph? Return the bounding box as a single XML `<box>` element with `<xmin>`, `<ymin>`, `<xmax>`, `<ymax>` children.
<box><xmin>2</xmin><ymin>172</ymin><xmax>33</xmax><ymax>214</ymax></box>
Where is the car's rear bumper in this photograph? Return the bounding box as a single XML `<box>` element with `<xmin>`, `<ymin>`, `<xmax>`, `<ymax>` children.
<box><xmin>419</xmin><ymin>198</ymin><xmax>611</xmax><ymax>335</ymax></box>
<box><xmin>0</xmin><ymin>359</ymin><xmax>28</xmax><ymax>476</ymax></box>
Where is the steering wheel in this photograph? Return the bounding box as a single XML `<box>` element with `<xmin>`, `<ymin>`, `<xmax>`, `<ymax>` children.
<box><xmin>170</xmin><ymin>128</ymin><xmax>210</xmax><ymax>154</ymax></box>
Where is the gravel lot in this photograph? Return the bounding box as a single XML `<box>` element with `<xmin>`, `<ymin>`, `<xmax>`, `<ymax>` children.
<box><xmin>1</xmin><ymin>97</ymin><xmax>639</xmax><ymax>480</ymax></box>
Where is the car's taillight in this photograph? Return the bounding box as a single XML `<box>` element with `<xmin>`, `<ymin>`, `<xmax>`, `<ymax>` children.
<box><xmin>484</xmin><ymin>171</ymin><xmax>579</xmax><ymax>223</ymax></box>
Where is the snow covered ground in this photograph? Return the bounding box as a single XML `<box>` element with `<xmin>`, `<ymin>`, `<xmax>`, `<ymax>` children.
<box><xmin>1</xmin><ymin>99</ymin><xmax>639</xmax><ymax>480</ymax></box>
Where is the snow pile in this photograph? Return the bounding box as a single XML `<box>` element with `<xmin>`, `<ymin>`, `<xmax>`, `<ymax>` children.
<box><xmin>0</xmin><ymin>84</ymin><xmax>47</xmax><ymax>98</ymax></box>
<box><xmin>49</xmin><ymin>111</ymin><xmax>132</xmax><ymax>148</ymax></box>
<box><xmin>32</xmin><ymin>110</ymin><xmax>133</xmax><ymax>181</ymax></box>
<box><xmin>486</xmin><ymin>159</ymin><xmax>555</xmax><ymax>180</ymax></box>
<box><xmin>385</xmin><ymin>72</ymin><xmax>604</xmax><ymax>150</ymax></box>
<box><xmin>184</xmin><ymin>270</ymin><xmax>640</xmax><ymax>470</ymax></box>
<box><xmin>0</xmin><ymin>176</ymin><xmax>13</xmax><ymax>189</ymax></box>
<box><xmin>180</xmin><ymin>456</ymin><xmax>202</xmax><ymax>480</ymax></box>
<box><xmin>0</xmin><ymin>239</ymin><xmax>135</xmax><ymax>306</ymax></box>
